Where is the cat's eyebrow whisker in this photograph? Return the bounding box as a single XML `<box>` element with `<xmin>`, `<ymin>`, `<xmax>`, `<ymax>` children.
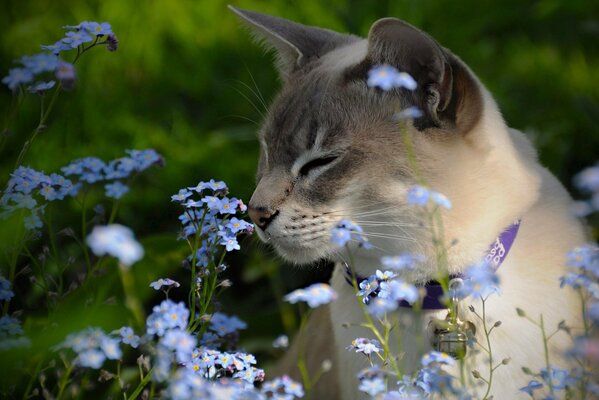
<box><xmin>225</xmin><ymin>82</ymin><xmax>266</xmax><ymax>118</ymax></box>
<box><xmin>222</xmin><ymin>114</ymin><xmax>261</xmax><ymax>127</ymax></box>
<box><xmin>236</xmin><ymin>79</ymin><xmax>269</xmax><ymax>115</ymax></box>
<box><xmin>241</xmin><ymin>63</ymin><xmax>270</xmax><ymax>113</ymax></box>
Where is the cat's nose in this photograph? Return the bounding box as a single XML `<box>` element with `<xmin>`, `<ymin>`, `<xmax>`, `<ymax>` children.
<box><xmin>248</xmin><ymin>205</ymin><xmax>277</xmax><ymax>231</ymax></box>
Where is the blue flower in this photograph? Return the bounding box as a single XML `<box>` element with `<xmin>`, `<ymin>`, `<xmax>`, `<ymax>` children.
<box><xmin>20</xmin><ymin>53</ymin><xmax>58</xmax><ymax>74</ymax></box>
<box><xmin>379</xmin><ymin>279</ymin><xmax>419</xmax><ymax>304</ymax></box>
<box><xmin>407</xmin><ymin>185</ymin><xmax>452</xmax><ymax>209</ymax></box>
<box><xmin>0</xmin><ymin>276</ymin><xmax>14</xmax><ymax>301</ymax></box>
<box><xmin>86</xmin><ymin>224</ymin><xmax>144</xmax><ymax>267</ymax></box>
<box><xmin>39</xmin><ymin>183</ymin><xmax>61</xmax><ymax>201</ymax></box>
<box><xmin>126</xmin><ymin>149</ymin><xmax>163</xmax><ymax>171</ymax></box>
<box><xmin>455</xmin><ymin>261</ymin><xmax>500</xmax><ymax>299</ymax></box>
<box><xmin>84</xmin><ymin>22</ymin><xmax>113</xmax><ymax>37</ymax></box>
<box><xmin>62</xmin><ymin>30</ymin><xmax>94</xmax><ymax>48</ymax></box>
<box><xmin>367</xmin><ymin>65</ymin><xmax>417</xmax><ymax>91</ymax></box>
<box><xmin>261</xmin><ymin>375</ymin><xmax>304</xmax><ymax>399</ymax></box>
<box><xmin>220</xmin><ymin>235</ymin><xmax>240</xmax><ymax>252</ymax></box>
<box><xmin>359</xmin><ymin>377</ymin><xmax>386</xmax><ymax>396</ymax></box>
<box><xmin>55</xmin><ymin>60</ymin><xmax>76</xmax><ymax>88</ymax></box>
<box><xmin>217</xmin><ymin>197</ymin><xmax>238</xmax><ymax>215</ymax></box>
<box><xmin>146</xmin><ymin>300</ymin><xmax>189</xmax><ymax>337</ymax></box>
<box><xmin>41</xmin><ymin>41</ymin><xmax>72</xmax><ymax>55</ymax></box>
<box><xmin>78</xmin><ymin>349</ymin><xmax>106</xmax><ymax>369</ymax></box>
<box><xmin>357</xmin><ymin>275</ymin><xmax>380</xmax><ymax>302</ymax></box>
<box><xmin>27</xmin><ymin>80</ymin><xmax>56</xmax><ymax>94</ymax></box>
<box><xmin>431</xmin><ymin>192</ymin><xmax>452</xmax><ymax>209</ymax></box>
<box><xmin>272</xmin><ymin>334</ymin><xmax>289</xmax><ymax>349</ymax></box>
<box><xmin>348</xmin><ymin>338</ymin><xmax>382</xmax><ymax>355</ymax></box>
<box><xmin>161</xmin><ymin>329</ymin><xmax>197</xmax><ymax>363</ymax></box>
<box><xmin>366</xmin><ymin>297</ymin><xmax>397</xmax><ymax>317</ymax></box>
<box><xmin>331</xmin><ymin>225</ymin><xmax>352</xmax><ymax>246</ymax></box>
<box><xmin>100</xmin><ymin>336</ymin><xmax>122</xmax><ymax>360</ymax></box>
<box><xmin>0</xmin><ymin>316</ymin><xmax>30</xmax><ymax>350</ymax></box>
<box><xmin>209</xmin><ymin>312</ymin><xmax>247</xmax><ymax>337</ymax></box>
<box><xmin>2</xmin><ymin>68</ymin><xmax>34</xmax><ymax>91</ymax></box>
<box><xmin>284</xmin><ymin>283</ymin><xmax>337</xmax><ymax>308</ymax></box>
<box><xmin>105</xmin><ymin>181</ymin><xmax>129</xmax><ymax>199</ymax></box>
<box><xmin>393</xmin><ymin>106</ymin><xmax>424</xmax><ymax>121</ymax></box>
<box><xmin>574</xmin><ymin>165</ymin><xmax>599</xmax><ymax>192</ymax></box>
<box><xmin>381</xmin><ymin>253</ymin><xmax>425</xmax><ymax>271</ymax></box>
<box><xmin>114</xmin><ymin>326</ymin><xmax>140</xmax><ymax>348</ymax></box>
<box><xmin>331</xmin><ymin>219</ymin><xmax>371</xmax><ymax>248</ymax></box>
<box><xmin>422</xmin><ymin>351</ymin><xmax>456</xmax><ymax>367</ymax></box>
<box><xmin>172</xmin><ymin>189</ymin><xmax>193</xmax><ymax>202</ymax></box>
<box><xmin>519</xmin><ymin>380</ymin><xmax>544</xmax><ymax>396</ymax></box>
<box><xmin>407</xmin><ymin>185</ymin><xmax>430</xmax><ymax>206</ymax></box>
<box><xmin>150</xmin><ymin>278</ymin><xmax>180</xmax><ymax>291</ymax></box>
<box><xmin>588</xmin><ymin>302</ymin><xmax>599</xmax><ymax>324</ymax></box>
<box><xmin>24</xmin><ymin>208</ymin><xmax>44</xmax><ymax>230</ymax></box>
<box><xmin>226</xmin><ymin>217</ymin><xmax>253</xmax><ymax>234</ymax></box>
<box><xmin>540</xmin><ymin>367</ymin><xmax>569</xmax><ymax>390</ymax></box>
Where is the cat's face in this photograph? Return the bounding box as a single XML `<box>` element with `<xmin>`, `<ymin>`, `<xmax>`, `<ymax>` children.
<box><xmin>231</xmin><ymin>8</ymin><xmax>482</xmax><ymax>265</ymax></box>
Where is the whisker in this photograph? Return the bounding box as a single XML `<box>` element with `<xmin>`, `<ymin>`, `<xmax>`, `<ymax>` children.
<box><xmin>242</xmin><ymin>61</ymin><xmax>269</xmax><ymax>112</ymax></box>
<box><xmin>221</xmin><ymin>114</ymin><xmax>261</xmax><ymax>127</ymax></box>
<box><xmin>226</xmin><ymin>83</ymin><xmax>265</xmax><ymax>118</ymax></box>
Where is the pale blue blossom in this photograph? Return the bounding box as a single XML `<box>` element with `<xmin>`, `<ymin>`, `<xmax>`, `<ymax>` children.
<box><xmin>86</xmin><ymin>224</ymin><xmax>144</xmax><ymax>267</ymax></box>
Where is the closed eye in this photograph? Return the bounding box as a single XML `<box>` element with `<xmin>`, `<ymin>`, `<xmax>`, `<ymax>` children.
<box><xmin>299</xmin><ymin>156</ymin><xmax>339</xmax><ymax>177</ymax></box>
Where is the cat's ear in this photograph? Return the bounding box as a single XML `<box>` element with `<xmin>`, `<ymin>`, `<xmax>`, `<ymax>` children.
<box><xmin>228</xmin><ymin>6</ymin><xmax>350</xmax><ymax>79</ymax></box>
<box><xmin>350</xmin><ymin>18</ymin><xmax>482</xmax><ymax>134</ymax></box>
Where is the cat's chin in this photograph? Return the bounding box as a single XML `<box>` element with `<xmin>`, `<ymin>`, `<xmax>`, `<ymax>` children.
<box><xmin>272</xmin><ymin>242</ymin><xmax>333</xmax><ymax>265</ymax></box>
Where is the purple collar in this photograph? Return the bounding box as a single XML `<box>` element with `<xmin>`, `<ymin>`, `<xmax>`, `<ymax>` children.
<box><xmin>344</xmin><ymin>220</ymin><xmax>521</xmax><ymax>310</ymax></box>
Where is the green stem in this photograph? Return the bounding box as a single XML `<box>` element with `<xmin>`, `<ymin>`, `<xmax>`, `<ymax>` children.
<box><xmin>14</xmin><ymin>83</ymin><xmax>62</xmax><ymax>168</ymax></box>
<box><xmin>540</xmin><ymin>314</ymin><xmax>555</xmax><ymax>396</ymax></box>
<box><xmin>126</xmin><ymin>367</ymin><xmax>153</xmax><ymax>400</ymax></box>
<box><xmin>119</xmin><ymin>264</ymin><xmax>145</xmax><ymax>328</ymax></box>
<box><xmin>56</xmin><ymin>362</ymin><xmax>74</xmax><ymax>400</ymax></box>
<box><xmin>481</xmin><ymin>299</ymin><xmax>494</xmax><ymax>400</ymax></box>
<box><xmin>21</xmin><ymin>357</ymin><xmax>44</xmax><ymax>400</ymax></box>
<box><xmin>80</xmin><ymin>193</ymin><xmax>92</xmax><ymax>278</ymax></box>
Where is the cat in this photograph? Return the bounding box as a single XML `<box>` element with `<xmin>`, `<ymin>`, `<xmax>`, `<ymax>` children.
<box><xmin>229</xmin><ymin>6</ymin><xmax>588</xmax><ymax>399</ymax></box>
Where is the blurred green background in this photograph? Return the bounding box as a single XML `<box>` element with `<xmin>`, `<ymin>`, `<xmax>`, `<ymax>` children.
<box><xmin>1</xmin><ymin>0</ymin><xmax>598</xmax><ymax>395</ymax></box>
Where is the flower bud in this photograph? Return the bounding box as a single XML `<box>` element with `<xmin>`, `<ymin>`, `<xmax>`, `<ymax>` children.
<box><xmin>516</xmin><ymin>308</ymin><xmax>526</xmax><ymax>317</ymax></box>
<box><xmin>472</xmin><ymin>370</ymin><xmax>481</xmax><ymax>379</ymax></box>
<box><xmin>106</xmin><ymin>34</ymin><xmax>119</xmax><ymax>52</ymax></box>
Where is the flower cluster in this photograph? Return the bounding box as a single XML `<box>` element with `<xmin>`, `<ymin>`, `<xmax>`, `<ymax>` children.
<box><xmin>57</xmin><ymin>327</ymin><xmax>123</xmax><ymax>369</ymax></box>
<box><xmin>2</xmin><ymin>21</ymin><xmax>117</xmax><ymax>92</ymax></box>
<box><xmin>331</xmin><ymin>218</ymin><xmax>371</xmax><ymax>248</ymax></box>
<box><xmin>407</xmin><ymin>185</ymin><xmax>452</xmax><ymax>209</ymax></box>
<box><xmin>0</xmin><ymin>315</ymin><xmax>31</xmax><ymax>350</ymax></box>
<box><xmin>572</xmin><ymin>164</ymin><xmax>599</xmax><ymax>217</ymax></box>
<box><xmin>86</xmin><ymin>224</ymin><xmax>144</xmax><ymax>267</ymax></box>
<box><xmin>146</xmin><ymin>300</ymin><xmax>189</xmax><ymax>337</ymax></box>
<box><xmin>1</xmin><ymin>149</ymin><xmax>162</xmax><ymax>231</ymax></box>
<box><xmin>351</xmin><ymin>263</ymin><xmax>420</xmax><ymax>317</ymax></box>
<box><xmin>283</xmin><ymin>283</ymin><xmax>337</xmax><ymax>308</ymax></box>
<box><xmin>453</xmin><ymin>261</ymin><xmax>501</xmax><ymax>300</ymax></box>
<box><xmin>367</xmin><ymin>65</ymin><xmax>417</xmax><ymax>91</ymax></box>
<box><xmin>172</xmin><ymin>180</ymin><xmax>253</xmax><ymax>276</ymax></box>
<box><xmin>0</xmin><ymin>276</ymin><xmax>15</xmax><ymax>302</ymax></box>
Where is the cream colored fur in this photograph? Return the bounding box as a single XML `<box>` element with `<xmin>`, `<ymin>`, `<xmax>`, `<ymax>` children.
<box><xmin>231</xmin><ymin>8</ymin><xmax>589</xmax><ymax>398</ymax></box>
<box><xmin>326</xmin><ymin>82</ymin><xmax>587</xmax><ymax>400</ymax></box>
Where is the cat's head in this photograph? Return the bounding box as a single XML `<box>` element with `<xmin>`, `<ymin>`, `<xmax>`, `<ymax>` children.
<box><xmin>230</xmin><ymin>7</ymin><xmax>536</xmax><ymax>271</ymax></box>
